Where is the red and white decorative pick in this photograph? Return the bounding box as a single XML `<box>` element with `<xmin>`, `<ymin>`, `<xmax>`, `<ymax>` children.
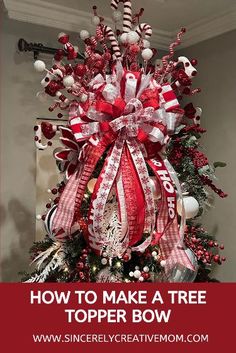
<box><xmin>193</xmin><ymin>107</ymin><xmax>202</xmax><ymax>125</ymax></box>
<box><xmin>34</xmin><ymin>123</ymin><xmax>57</xmax><ymax>150</ymax></box>
<box><xmin>177</xmin><ymin>56</ymin><xmax>197</xmax><ymax>78</ymax></box>
<box><xmin>58</xmin><ymin>32</ymin><xmax>77</xmax><ymax>60</ymax></box>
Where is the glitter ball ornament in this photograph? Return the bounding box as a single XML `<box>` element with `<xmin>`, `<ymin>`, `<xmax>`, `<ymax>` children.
<box><xmin>119</xmin><ymin>33</ymin><xmax>128</xmax><ymax>44</ymax></box>
<box><xmin>80</xmin><ymin>30</ymin><xmax>90</xmax><ymax>40</ymax></box>
<box><xmin>133</xmin><ymin>270</ymin><xmax>141</xmax><ymax>279</ymax></box>
<box><xmin>63</xmin><ymin>75</ymin><xmax>75</xmax><ymax>88</ymax></box>
<box><xmin>143</xmin><ymin>39</ymin><xmax>150</xmax><ymax>48</ymax></box>
<box><xmin>92</xmin><ymin>16</ymin><xmax>100</xmax><ymax>25</ymax></box>
<box><xmin>34</xmin><ymin>60</ymin><xmax>46</xmax><ymax>72</ymax></box>
<box><xmin>127</xmin><ymin>31</ymin><xmax>140</xmax><ymax>44</ymax></box>
<box><xmin>141</xmin><ymin>48</ymin><xmax>153</xmax><ymax>60</ymax></box>
<box><xmin>177</xmin><ymin>196</ymin><xmax>199</xmax><ymax>219</ymax></box>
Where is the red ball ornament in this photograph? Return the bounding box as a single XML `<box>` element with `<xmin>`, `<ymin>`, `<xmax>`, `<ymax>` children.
<box><xmin>208</xmin><ymin>240</ymin><xmax>214</xmax><ymax>247</ymax></box>
<box><xmin>103</xmin><ymin>51</ymin><xmax>111</xmax><ymax>61</ymax></box>
<box><xmin>58</xmin><ymin>33</ymin><xmax>69</xmax><ymax>44</ymax></box>
<box><xmin>54</xmin><ymin>49</ymin><xmax>65</xmax><ymax>61</ymax></box>
<box><xmin>213</xmin><ymin>254</ymin><xmax>220</xmax><ymax>263</ymax></box>
<box><xmin>79</xmin><ymin>271</ymin><xmax>85</xmax><ymax>279</ymax></box>
<box><xmin>122</xmin><ymin>254</ymin><xmax>130</xmax><ymax>262</ymax></box>
<box><xmin>54</xmin><ymin>197</ymin><xmax>60</xmax><ymax>204</ymax></box>
<box><xmin>77</xmin><ymin>262</ymin><xmax>84</xmax><ymax>270</ymax></box>
<box><xmin>51</xmin><ymin>188</ymin><xmax>57</xmax><ymax>195</ymax></box>
<box><xmin>41</xmin><ymin>122</ymin><xmax>56</xmax><ymax>140</ymax></box>
<box><xmin>58</xmin><ymin>186</ymin><xmax>64</xmax><ymax>193</ymax></box>
<box><xmin>191</xmin><ymin>58</ymin><xmax>198</xmax><ymax>66</ymax></box>
<box><xmin>142</xmin><ymin>272</ymin><xmax>150</xmax><ymax>280</ymax></box>
<box><xmin>94</xmin><ymin>59</ymin><xmax>104</xmax><ymax>70</ymax></box>
<box><xmin>130</xmin><ymin>44</ymin><xmax>140</xmax><ymax>55</ymax></box>
<box><xmin>74</xmin><ymin>64</ymin><xmax>87</xmax><ymax>76</ymax></box>
<box><xmin>45</xmin><ymin>80</ymin><xmax>64</xmax><ymax>97</ymax></box>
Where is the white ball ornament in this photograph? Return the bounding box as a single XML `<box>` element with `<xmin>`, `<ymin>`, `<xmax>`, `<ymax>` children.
<box><xmin>101</xmin><ymin>258</ymin><xmax>108</xmax><ymax>265</ymax></box>
<box><xmin>143</xmin><ymin>266</ymin><xmax>149</xmax><ymax>273</ymax></box>
<box><xmin>91</xmin><ymin>16</ymin><xmax>100</xmax><ymax>26</ymax></box>
<box><xmin>143</xmin><ymin>39</ymin><xmax>150</xmax><ymax>48</ymax></box>
<box><xmin>129</xmin><ymin>271</ymin><xmax>134</xmax><ymax>277</ymax></box>
<box><xmin>133</xmin><ymin>270</ymin><xmax>141</xmax><ymax>279</ymax></box>
<box><xmin>177</xmin><ymin>196</ymin><xmax>199</xmax><ymax>219</ymax></box>
<box><xmin>112</xmin><ymin>10</ymin><xmax>122</xmax><ymax>22</ymax></box>
<box><xmin>127</xmin><ymin>31</ymin><xmax>140</xmax><ymax>44</ymax></box>
<box><xmin>36</xmin><ymin>214</ymin><xmax>42</xmax><ymax>220</ymax></box>
<box><xmin>160</xmin><ymin>260</ymin><xmax>166</xmax><ymax>267</ymax></box>
<box><xmin>34</xmin><ymin>60</ymin><xmax>46</xmax><ymax>72</ymax></box>
<box><xmin>80</xmin><ymin>30</ymin><xmax>90</xmax><ymax>40</ymax></box>
<box><xmin>119</xmin><ymin>32</ymin><xmax>128</xmax><ymax>44</ymax></box>
<box><xmin>152</xmin><ymin>251</ymin><xmax>157</xmax><ymax>257</ymax></box>
<box><xmin>63</xmin><ymin>75</ymin><xmax>74</xmax><ymax>87</ymax></box>
<box><xmin>80</xmin><ymin>93</ymin><xmax>88</xmax><ymax>102</ymax></box>
<box><xmin>141</xmin><ymin>48</ymin><xmax>153</xmax><ymax>61</ymax></box>
<box><xmin>139</xmin><ymin>276</ymin><xmax>144</xmax><ymax>282</ymax></box>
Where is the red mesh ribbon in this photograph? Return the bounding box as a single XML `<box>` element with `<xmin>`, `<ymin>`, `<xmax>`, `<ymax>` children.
<box><xmin>120</xmin><ymin>144</ymin><xmax>145</xmax><ymax>246</ymax></box>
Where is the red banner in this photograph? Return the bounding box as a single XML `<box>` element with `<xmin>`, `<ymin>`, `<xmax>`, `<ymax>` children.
<box><xmin>0</xmin><ymin>283</ymin><xmax>235</xmax><ymax>353</ymax></box>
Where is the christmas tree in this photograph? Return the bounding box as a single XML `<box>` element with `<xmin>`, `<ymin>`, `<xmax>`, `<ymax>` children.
<box><xmin>22</xmin><ymin>0</ymin><xmax>227</xmax><ymax>283</ymax></box>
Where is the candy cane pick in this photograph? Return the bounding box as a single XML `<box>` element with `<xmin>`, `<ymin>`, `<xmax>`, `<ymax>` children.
<box><xmin>111</xmin><ymin>0</ymin><xmax>132</xmax><ymax>33</ymax></box>
<box><xmin>135</xmin><ymin>23</ymin><xmax>152</xmax><ymax>39</ymax></box>
<box><xmin>103</xmin><ymin>25</ymin><xmax>121</xmax><ymax>59</ymax></box>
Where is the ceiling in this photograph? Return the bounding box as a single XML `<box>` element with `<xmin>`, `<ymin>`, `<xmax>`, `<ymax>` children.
<box><xmin>3</xmin><ymin>0</ymin><xmax>236</xmax><ymax>49</ymax></box>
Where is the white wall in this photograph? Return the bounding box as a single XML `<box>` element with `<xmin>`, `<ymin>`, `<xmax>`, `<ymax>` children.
<box><xmin>177</xmin><ymin>30</ymin><xmax>236</xmax><ymax>281</ymax></box>
<box><xmin>0</xmin><ymin>13</ymin><xmax>78</xmax><ymax>281</ymax></box>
